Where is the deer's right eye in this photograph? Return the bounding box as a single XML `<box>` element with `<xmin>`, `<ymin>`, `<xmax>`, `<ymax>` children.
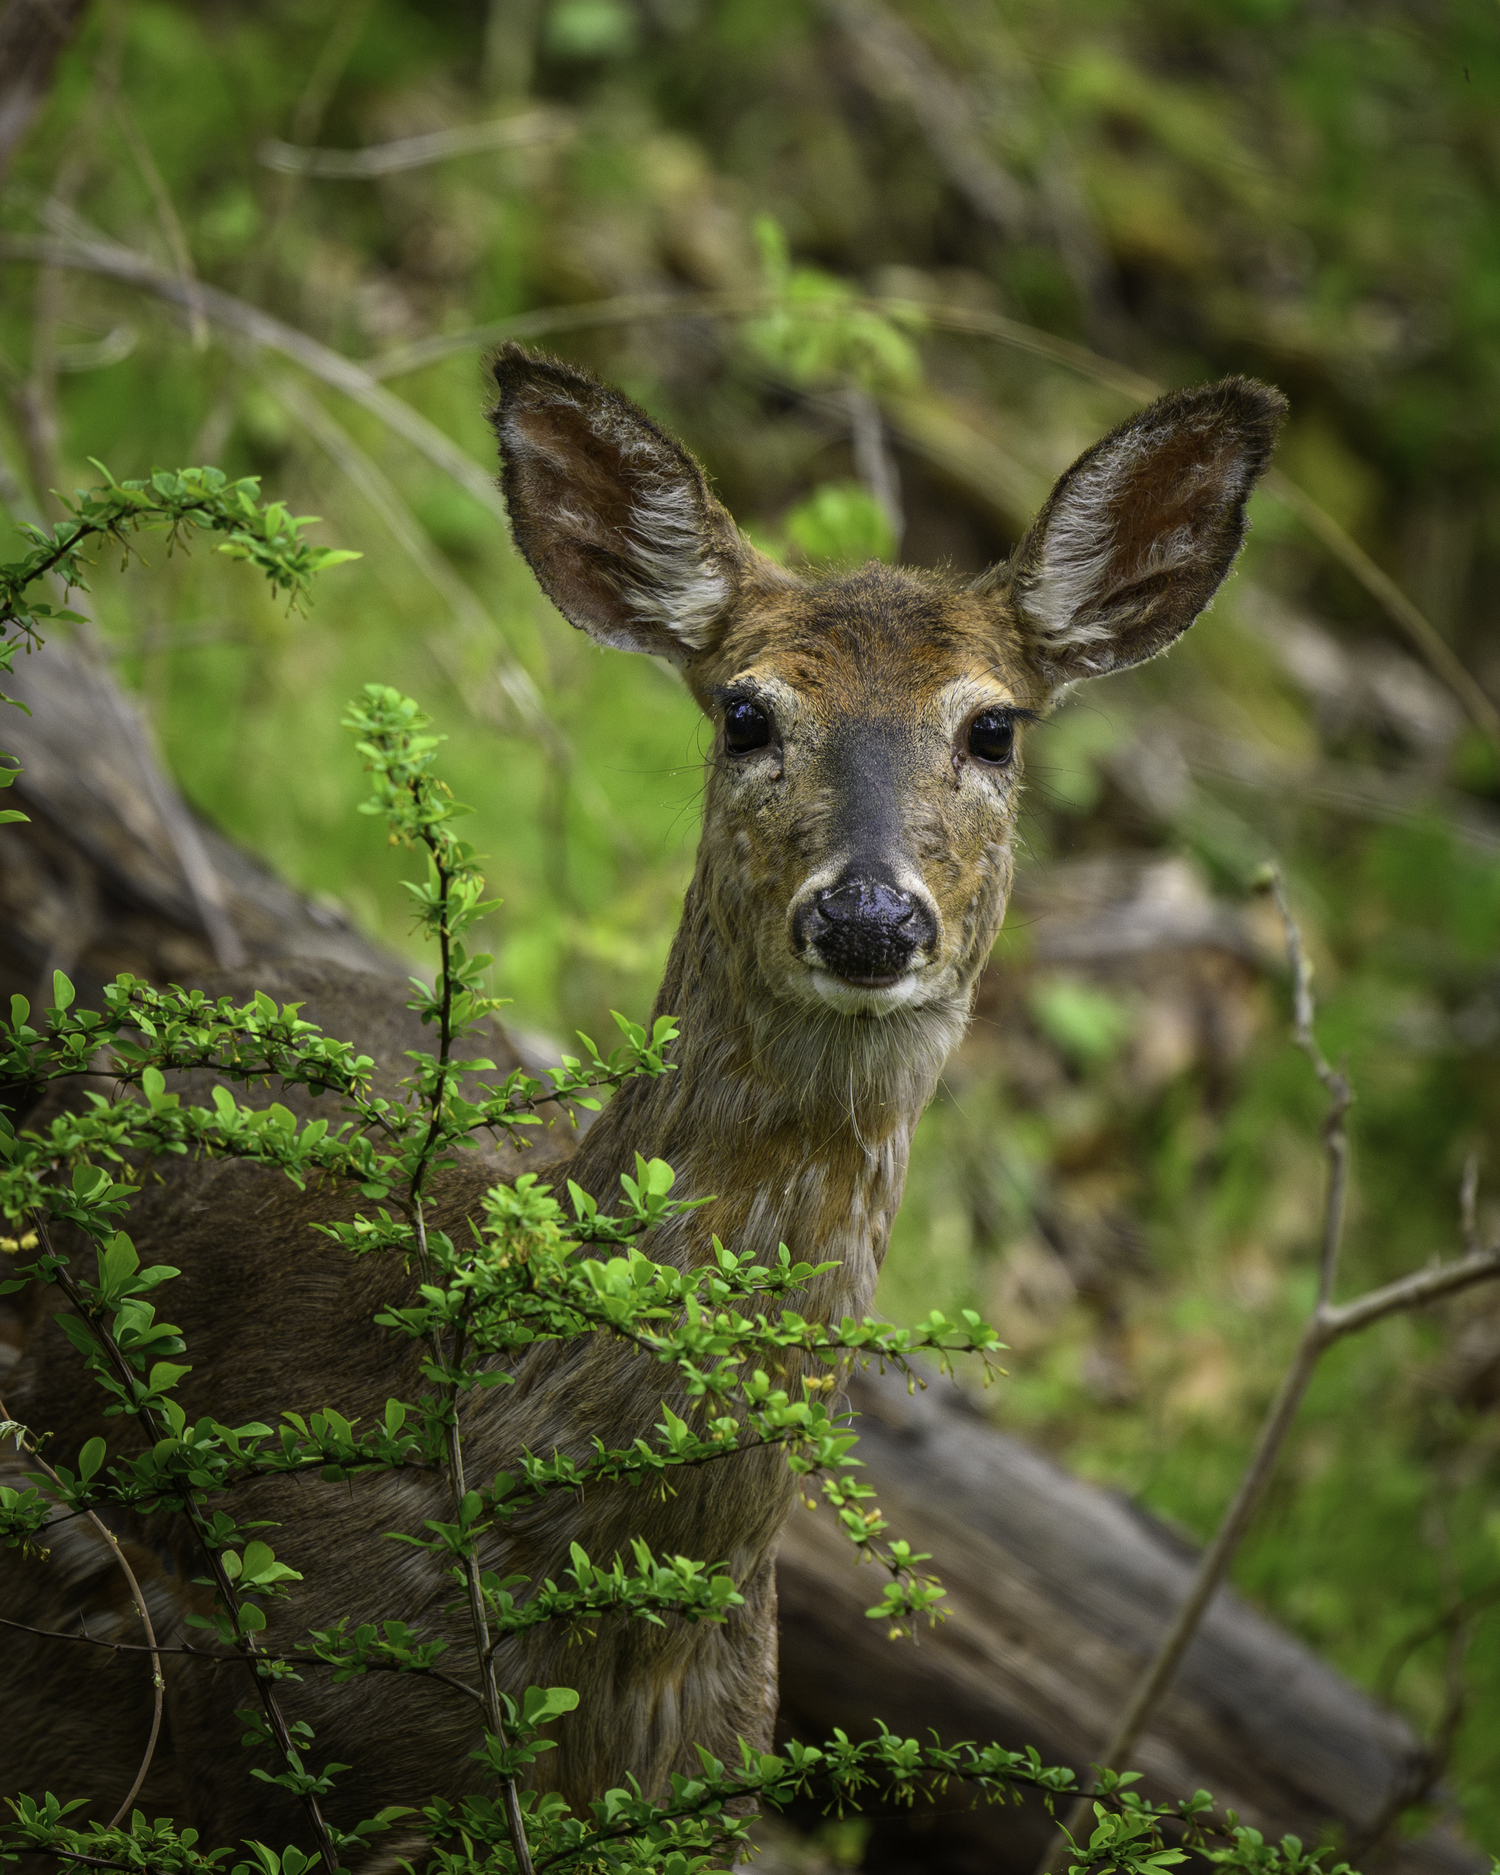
<box><xmin>724</xmin><ymin>700</ymin><xmax>772</xmax><ymax>754</ymax></box>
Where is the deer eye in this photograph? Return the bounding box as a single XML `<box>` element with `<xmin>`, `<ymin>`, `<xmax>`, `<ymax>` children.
<box><xmin>966</xmin><ymin>709</ymin><xmax>1017</xmax><ymax>766</ymax></box>
<box><xmin>724</xmin><ymin>700</ymin><xmax>772</xmax><ymax>754</ymax></box>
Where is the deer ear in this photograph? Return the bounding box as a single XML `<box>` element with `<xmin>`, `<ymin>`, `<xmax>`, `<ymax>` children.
<box><xmin>998</xmin><ymin>376</ymin><xmax>1287</xmax><ymax>689</ymax></box>
<box><xmin>488</xmin><ymin>343</ymin><xmax>754</xmax><ymax>663</ymax></box>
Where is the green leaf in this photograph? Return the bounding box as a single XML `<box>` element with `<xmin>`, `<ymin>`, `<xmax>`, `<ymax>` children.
<box><xmin>51</xmin><ymin>969</ymin><xmax>75</xmax><ymax>1012</ymax></box>
<box><xmin>521</xmin><ymin>1684</ymin><xmax>581</xmax><ymax>1727</ymax></box>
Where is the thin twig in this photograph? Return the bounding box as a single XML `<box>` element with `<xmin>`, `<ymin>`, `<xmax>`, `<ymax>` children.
<box><xmin>846</xmin><ymin>381</ymin><xmax>903</xmax><ymax>549</ymax></box>
<box><xmin>4</xmin><ymin>225</ymin><xmax>1484</xmax><ymax>742</ymax></box>
<box><xmin>261</xmin><ymin>368</ymin><xmax>573</xmax><ymax>765</ymax></box>
<box><xmin>111</xmin><ymin>98</ymin><xmax>206</xmax><ymax>351</ymax></box>
<box><xmin>820</xmin><ymin>0</ymin><xmax>1030</xmax><ymax>238</ymax></box>
<box><xmin>1033</xmin><ymin>867</ymin><xmax>1500</xmax><ymax>1874</ymax></box>
<box><xmin>32</xmin><ymin>1219</ymin><xmax>342</xmax><ymax>1873</ymax></box>
<box><xmin>0</xmin><ymin>1610</ymin><xmax>485</xmax><ymax>1705</ymax></box>
<box><xmin>1460</xmin><ymin>1152</ymin><xmax>1480</xmax><ymax>1255</ymax></box>
<box><xmin>0</xmin><ymin>1400</ymin><xmax>163</xmax><ymax>1828</ymax></box>
<box><xmin>1266</xmin><ymin>869</ymin><xmax>1353</xmax><ymax>1306</ymax></box>
<box><xmin>257</xmin><ymin>107</ymin><xmax>570</xmax><ymax>178</ymax></box>
<box><xmin>0</xmin><ymin>227</ymin><xmax>509</xmax><ymax>524</ymax></box>
<box><xmin>1351</xmin><ymin>1580</ymin><xmax>1476</xmax><ymax>1861</ymax></box>
<box><xmin>1377</xmin><ymin>1580</ymin><xmax>1500</xmax><ymax>1705</ymax></box>
<box><xmin>406</xmin><ymin>837</ymin><xmax>535</xmax><ymax>1875</ymax></box>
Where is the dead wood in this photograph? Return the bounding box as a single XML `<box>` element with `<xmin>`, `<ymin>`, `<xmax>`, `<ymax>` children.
<box><xmin>0</xmin><ymin>634</ymin><xmax>1484</xmax><ymax>1871</ymax></box>
<box><xmin>773</xmin><ymin>1363</ymin><xmax>1482</xmax><ymax>1875</ymax></box>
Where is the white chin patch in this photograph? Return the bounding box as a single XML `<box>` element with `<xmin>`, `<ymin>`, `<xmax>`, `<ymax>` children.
<box><xmin>805</xmin><ymin>968</ymin><xmax>926</xmax><ymax>1017</ymax></box>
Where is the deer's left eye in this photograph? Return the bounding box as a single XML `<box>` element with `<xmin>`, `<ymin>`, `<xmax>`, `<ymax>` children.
<box><xmin>967</xmin><ymin>709</ymin><xmax>1016</xmax><ymax>765</ymax></box>
<box><xmin>724</xmin><ymin>700</ymin><xmax>772</xmax><ymax>754</ymax></box>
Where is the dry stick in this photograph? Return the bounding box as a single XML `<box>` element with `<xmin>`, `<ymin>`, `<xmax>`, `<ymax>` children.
<box><xmin>0</xmin><ymin>1398</ymin><xmax>163</xmax><ymax>1828</ymax></box>
<box><xmin>0</xmin><ymin>216</ymin><xmax>578</xmax><ymax>770</ymax></box>
<box><xmin>1351</xmin><ymin>1597</ymin><xmax>1476</xmax><ymax>1862</ymax></box>
<box><xmin>1034</xmin><ymin>876</ymin><xmax>1500</xmax><ymax>1874</ymax></box>
<box><xmin>362</xmin><ymin>287</ymin><xmax>1498</xmax><ymax>747</ymax></box>
<box><xmin>1261</xmin><ymin>470</ymin><xmax>1500</xmax><ymax>744</ymax></box>
<box><xmin>110</xmin><ymin>99</ymin><xmax>207</xmax><ymax>351</ymax></box>
<box><xmin>261</xmin><ymin>369</ymin><xmax>597</xmax><ymax>804</ymax></box>
<box><xmin>1</xmin><ymin>230</ymin><xmax>1481</xmax><ymax>742</ymax></box>
<box><xmin>820</xmin><ymin>0</ymin><xmax>1030</xmax><ymax>239</ymax></box>
<box><xmin>257</xmin><ymin>106</ymin><xmax>571</xmax><ymax>179</ymax></box>
<box><xmin>3</xmin><ymin>220</ymin><xmax>588</xmax><ymax>863</ymax></box>
<box><xmin>0</xmin><ymin>227</ymin><xmax>1484</xmax><ymax>739</ymax></box>
<box><xmin>0</xmin><ymin>228</ymin><xmax>509</xmax><ymax>526</ymax></box>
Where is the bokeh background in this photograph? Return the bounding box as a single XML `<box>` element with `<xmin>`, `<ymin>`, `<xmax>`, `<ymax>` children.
<box><xmin>4</xmin><ymin>0</ymin><xmax>1500</xmax><ymax>1850</ymax></box>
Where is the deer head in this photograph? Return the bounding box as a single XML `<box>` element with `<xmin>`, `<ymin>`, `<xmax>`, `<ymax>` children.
<box><xmin>489</xmin><ymin>348</ymin><xmax>1283</xmax><ymax>1127</ymax></box>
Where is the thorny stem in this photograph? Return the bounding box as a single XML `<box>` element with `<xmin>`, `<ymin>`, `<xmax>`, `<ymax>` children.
<box><xmin>0</xmin><ymin>1398</ymin><xmax>163</xmax><ymax>1827</ymax></box>
<box><xmin>409</xmin><ymin>832</ymin><xmax>535</xmax><ymax>1875</ymax></box>
<box><xmin>1034</xmin><ymin>867</ymin><xmax>1500</xmax><ymax>1875</ymax></box>
<box><xmin>0</xmin><ymin>1611</ymin><xmax>486</xmax><ymax>1704</ymax></box>
<box><xmin>36</xmin><ymin>1222</ymin><xmax>342</xmax><ymax>1875</ymax></box>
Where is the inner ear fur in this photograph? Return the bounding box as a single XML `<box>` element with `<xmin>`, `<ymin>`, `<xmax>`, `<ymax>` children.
<box><xmin>998</xmin><ymin>376</ymin><xmax>1287</xmax><ymax>687</ymax></box>
<box><xmin>488</xmin><ymin>343</ymin><xmax>756</xmax><ymax>663</ymax></box>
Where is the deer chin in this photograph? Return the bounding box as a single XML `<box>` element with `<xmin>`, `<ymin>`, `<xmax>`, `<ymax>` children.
<box><xmin>800</xmin><ymin>958</ymin><xmax>934</xmax><ymax>1016</ymax></box>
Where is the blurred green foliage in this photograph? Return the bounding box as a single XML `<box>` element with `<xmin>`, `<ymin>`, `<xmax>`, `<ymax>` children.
<box><xmin>5</xmin><ymin>0</ymin><xmax>1500</xmax><ymax>1849</ymax></box>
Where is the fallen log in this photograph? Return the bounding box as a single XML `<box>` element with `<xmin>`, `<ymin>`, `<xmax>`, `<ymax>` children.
<box><xmin>0</xmin><ymin>635</ymin><xmax>1481</xmax><ymax>1871</ymax></box>
<box><xmin>773</xmin><ymin>1363</ymin><xmax>1479</xmax><ymax>1875</ymax></box>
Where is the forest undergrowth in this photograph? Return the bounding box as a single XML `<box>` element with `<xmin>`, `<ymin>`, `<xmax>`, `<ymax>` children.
<box><xmin>4</xmin><ymin>0</ymin><xmax>1500</xmax><ymax>1848</ymax></box>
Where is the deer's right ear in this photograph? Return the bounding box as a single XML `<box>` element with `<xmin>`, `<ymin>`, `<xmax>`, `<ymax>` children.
<box><xmin>488</xmin><ymin>344</ymin><xmax>753</xmax><ymax>663</ymax></box>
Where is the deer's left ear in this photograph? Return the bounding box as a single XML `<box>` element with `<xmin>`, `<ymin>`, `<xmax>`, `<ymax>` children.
<box><xmin>995</xmin><ymin>376</ymin><xmax>1286</xmax><ymax>690</ymax></box>
<box><xmin>488</xmin><ymin>343</ymin><xmax>766</xmax><ymax>664</ymax></box>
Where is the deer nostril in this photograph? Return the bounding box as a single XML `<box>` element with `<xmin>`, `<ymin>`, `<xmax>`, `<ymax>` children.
<box><xmin>818</xmin><ymin>880</ymin><xmax>915</xmax><ymax>927</ymax></box>
<box><xmin>798</xmin><ymin>876</ymin><xmax>936</xmax><ymax>986</ymax></box>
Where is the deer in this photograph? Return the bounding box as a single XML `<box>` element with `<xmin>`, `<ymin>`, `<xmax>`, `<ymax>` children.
<box><xmin>0</xmin><ymin>346</ymin><xmax>1285</xmax><ymax>1853</ymax></box>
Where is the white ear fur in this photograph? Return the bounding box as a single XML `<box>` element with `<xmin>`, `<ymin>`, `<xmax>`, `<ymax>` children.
<box><xmin>618</xmin><ymin>476</ymin><xmax>734</xmax><ymax>650</ymax></box>
<box><xmin>489</xmin><ymin>346</ymin><xmax>753</xmax><ymax>664</ymax></box>
<box><xmin>1000</xmin><ymin>377</ymin><xmax>1287</xmax><ymax>687</ymax></box>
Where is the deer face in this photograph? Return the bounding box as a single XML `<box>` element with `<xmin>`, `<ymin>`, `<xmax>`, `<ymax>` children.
<box><xmin>488</xmin><ymin>349</ymin><xmax>1284</xmax><ymax>1034</ymax></box>
<box><xmin>688</xmin><ymin>565</ymin><xmax>1039</xmax><ymax>1023</ymax></box>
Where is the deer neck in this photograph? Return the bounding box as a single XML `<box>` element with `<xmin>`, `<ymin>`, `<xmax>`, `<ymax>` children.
<box><xmin>562</xmin><ymin>873</ymin><xmax>970</xmax><ymax>1324</ymax></box>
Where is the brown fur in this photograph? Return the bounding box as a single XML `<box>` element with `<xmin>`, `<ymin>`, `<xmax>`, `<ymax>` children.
<box><xmin>1</xmin><ymin>354</ymin><xmax>1285</xmax><ymax>1848</ymax></box>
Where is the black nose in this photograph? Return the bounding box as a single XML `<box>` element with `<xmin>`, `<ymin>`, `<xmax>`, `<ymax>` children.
<box><xmin>796</xmin><ymin>876</ymin><xmax>937</xmax><ymax>986</ymax></box>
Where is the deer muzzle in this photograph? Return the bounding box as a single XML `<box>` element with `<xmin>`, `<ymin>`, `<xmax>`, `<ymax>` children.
<box><xmin>795</xmin><ymin>873</ymin><xmax>939</xmax><ymax>988</ymax></box>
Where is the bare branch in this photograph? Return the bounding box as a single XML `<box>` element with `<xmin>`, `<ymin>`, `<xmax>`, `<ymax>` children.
<box><xmin>1263</xmin><ymin>467</ymin><xmax>1500</xmax><ymax>743</ymax></box>
<box><xmin>846</xmin><ymin>383</ymin><xmax>904</xmax><ymax>550</ymax></box>
<box><xmin>820</xmin><ymin>0</ymin><xmax>1029</xmax><ymax>238</ymax></box>
<box><xmin>0</xmin><ymin>1610</ymin><xmax>486</xmax><ymax>1707</ymax></box>
<box><xmin>0</xmin><ymin>1401</ymin><xmax>164</xmax><ymax>1829</ymax></box>
<box><xmin>1321</xmin><ymin>1243</ymin><xmax>1500</xmax><ymax>1340</ymax></box>
<box><xmin>1461</xmin><ymin>1152</ymin><xmax>1480</xmax><ymax>1255</ymax></box>
<box><xmin>0</xmin><ymin>227</ymin><xmax>510</xmax><ymax>525</ymax></box>
<box><xmin>258</xmin><ymin>107</ymin><xmax>571</xmax><ymax>179</ymax></box>
<box><xmin>1034</xmin><ymin>872</ymin><xmax>1500</xmax><ymax>1873</ymax></box>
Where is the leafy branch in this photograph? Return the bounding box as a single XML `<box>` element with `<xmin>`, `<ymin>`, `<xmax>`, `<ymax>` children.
<box><xmin>0</xmin><ymin>682</ymin><xmax>1415</xmax><ymax>1875</ymax></box>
